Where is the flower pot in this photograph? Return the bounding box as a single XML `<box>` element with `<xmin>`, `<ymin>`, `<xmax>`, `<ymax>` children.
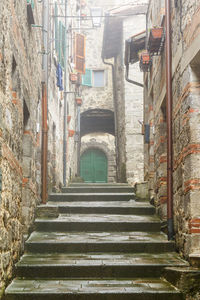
<box><xmin>75</xmin><ymin>97</ymin><xmax>82</xmax><ymax>106</ymax></box>
<box><xmin>68</xmin><ymin>129</ymin><xmax>75</xmax><ymax>137</ymax></box>
<box><xmin>67</xmin><ymin>115</ymin><xmax>71</xmax><ymax>123</ymax></box>
<box><xmin>148</xmin><ymin>27</ymin><xmax>164</xmax><ymax>55</ymax></box>
<box><xmin>70</xmin><ymin>73</ymin><xmax>78</xmax><ymax>83</ymax></box>
<box><xmin>140</xmin><ymin>51</ymin><xmax>152</xmax><ymax>72</ymax></box>
<box><xmin>151</xmin><ymin>27</ymin><xmax>163</xmax><ymax>39</ymax></box>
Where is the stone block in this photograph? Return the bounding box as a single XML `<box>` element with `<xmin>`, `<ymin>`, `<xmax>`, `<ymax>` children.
<box><xmin>22</xmin><ymin>157</ymin><xmax>31</xmax><ymax>177</ymax></box>
<box><xmin>23</xmin><ymin>135</ymin><xmax>32</xmax><ymax>157</ymax></box>
<box><xmin>135</xmin><ymin>182</ymin><xmax>149</xmax><ymax>200</ymax></box>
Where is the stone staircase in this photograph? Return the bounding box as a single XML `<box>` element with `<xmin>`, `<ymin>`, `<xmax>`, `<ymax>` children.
<box><xmin>5</xmin><ymin>183</ymin><xmax>188</xmax><ymax>299</ymax></box>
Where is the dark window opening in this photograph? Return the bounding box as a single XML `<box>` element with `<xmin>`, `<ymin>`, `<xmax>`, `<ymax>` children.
<box><xmin>23</xmin><ymin>100</ymin><xmax>30</xmax><ymax>129</ymax></box>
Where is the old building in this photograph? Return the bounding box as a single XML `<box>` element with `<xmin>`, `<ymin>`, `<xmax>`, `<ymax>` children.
<box><xmin>0</xmin><ymin>0</ymin><xmax>43</xmax><ymax>294</ymax></box>
<box><xmin>1</xmin><ymin>0</ymin><xmax>200</xmax><ymax>299</ymax></box>
<box><xmin>102</xmin><ymin>1</ymin><xmax>148</xmax><ymax>185</ymax></box>
<box><xmin>141</xmin><ymin>0</ymin><xmax>200</xmax><ymax>259</ymax></box>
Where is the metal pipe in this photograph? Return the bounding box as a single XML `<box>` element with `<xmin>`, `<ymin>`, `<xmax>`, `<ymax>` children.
<box><xmin>102</xmin><ymin>58</ymin><xmax>119</xmax><ymax>182</ymax></box>
<box><xmin>125</xmin><ymin>64</ymin><xmax>144</xmax><ymax>87</ymax></box>
<box><xmin>165</xmin><ymin>0</ymin><xmax>174</xmax><ymax>240</ymax></box>
<box><xmin>77</xmin><ymin>105</ymin><xmax>81</xmax><ymax>176</ymax></box>
<box><xmin>41</xmin><ymin>83</ymin><xmax>48</xmax><ymax>204</ymax></box>
<box><xmin>63</xmin><ymin>0</ymin><xmax>68</xmax><ymax>186</ymax></box>
<box><xmin>41</xmin><ymin>0</ymin><xmax>49</xmax><ymax>204</ymax></box>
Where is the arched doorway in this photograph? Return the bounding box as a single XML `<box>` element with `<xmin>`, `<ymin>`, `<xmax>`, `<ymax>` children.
<box><xmin>80</xmin><ymin>149</ymin><xmax>108</xmax><ymax>183</ymax></box>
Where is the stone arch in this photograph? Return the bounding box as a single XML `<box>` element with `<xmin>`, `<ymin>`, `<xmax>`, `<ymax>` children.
<box><xmin>80</xmin><ymin>109</ymin><xmax>115</xmax><ymax>137</ymax></box>
<box><xmin>81</xmin><ymin>137</ymin><xmax>116</xmax><ymax>183</ymax></box>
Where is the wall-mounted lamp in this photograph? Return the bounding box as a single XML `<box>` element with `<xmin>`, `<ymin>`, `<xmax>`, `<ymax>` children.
<box><xmin>90</xmin><ymin>7</ymin><xmax>103</xmax><ymax>27</ymax></box>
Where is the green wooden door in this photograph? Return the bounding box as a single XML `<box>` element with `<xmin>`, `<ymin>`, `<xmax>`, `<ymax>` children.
<box><xmin>80</xmin><ymin>149</ymin><xmax>107</xmax><ymax>183</ymax></box>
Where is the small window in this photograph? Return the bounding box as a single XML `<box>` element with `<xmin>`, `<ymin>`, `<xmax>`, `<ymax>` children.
<box><xmin>82</xmin><ymin>69</ymin><xmax>105</xmax><ymax>88</ymax></box>
<box><xmin>93</xmin><ymin>70</ymin><xmax>104</xmax><ymax>87</ymax></box>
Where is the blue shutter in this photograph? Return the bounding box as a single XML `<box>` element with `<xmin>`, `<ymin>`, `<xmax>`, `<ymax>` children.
<box><xmin>82</xmin><ymin>69</ymin><xmax>92</xmax><ymax>86</ymax></box>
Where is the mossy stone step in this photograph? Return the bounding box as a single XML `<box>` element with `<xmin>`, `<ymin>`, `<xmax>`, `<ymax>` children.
<box><xmin>62</xmin><ymin>186</ymin><xmax>134</xmax><ymax>193</ymax></box>
<box><xmin>25</xmin><ymin>231</ymin><xmax>175</xmax><ymax>253</ymax></box>
<box><xmin>5</xmin><ymin>278</ymin><xmax>184</xmax><ymax>300</ymax></box>
<box><xmin>36</xmin><ymin>200</ymin><xmax>155</xmax><ymax>217</ymax></box>
<box><xmin>34</xmin><ymin>213</ymin><xmax>161</xmax><ymax>232</ymax></box>
<box><xmin>16</xmin><ymin>252</ymin><xmax>187</xmax><ymax>279</ymax></box>
<box><xmin>48</xmin><ymin>193</ymin><xmax>135</xmax><ymax>202</ymax></box>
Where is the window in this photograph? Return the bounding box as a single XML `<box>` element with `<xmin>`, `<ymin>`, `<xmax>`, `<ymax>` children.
<box><xmin>82</xmin><ymin>69</ymin><xmax>105</xmax><ymax>87</ymax></box>
<box><xmin>93</xmin><ymin>70</ymin><xmax>104</xmax><ymax>87</ymax></box>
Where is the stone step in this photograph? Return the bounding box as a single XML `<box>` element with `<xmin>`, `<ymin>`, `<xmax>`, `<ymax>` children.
<box><xmin>62</xmin><ymin>186</ymin><xmax>134</xmax><ymax>193</ymax></box>
<box><xmin>34</xmin><ymin>214</ymin><xmax>161</xmax><ymax>232</ymax></box>
<box><xmin>25</xmin><ymin>231</ymin><xmax>175</xmax><ymax>253</ymax></box>
<box><xmin>5</xmin><ymin>278</ymin><xmax>184</xmax><ymax>300</ymax></box>
<box><xmin>48</xmin><ymin>193</ymin><xmax>135</xmax><ymax>202</ymax></box>
<box><xmin>69</xmin><ymin>183</ymin><xmax>130</xmax><ymax>186</ymax></box>
<box><xmin>37</xmin><ymin>200</ymin><xmax>155</xmax><ymax>217</ymax></box>
<box><xmin>16</xmin><ymin>252</ymin><xmax>187</xmax><ymax>279</ymax></box>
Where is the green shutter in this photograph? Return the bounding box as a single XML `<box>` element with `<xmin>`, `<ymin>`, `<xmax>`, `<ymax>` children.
<box><xmin>55</xmin><ymin>3</ymin><xmax>59</xmax><ymax>53</ymax></box>
<box><xmin>27</xmin><ymin>0</ymin><xmax>34</xmax><ymax>9</ymax></box>
<box><xmin>61</xmin><ymin>24</ymin><xmax>66</xmax><ymax>68</ymax></box>
<box><xmin>59</xmin><ymin>21</ymin><xmax>62</xmax><ymax>64</ymax></box>
<box><xmin>82</xmin><ymin>69</ymin><xmax>92</xmax><ymax>86</ymax></box>
<box><xmin>31</xmin><ymin>0</ymin><xmax>34</xmax><ymax>9</ymax></box>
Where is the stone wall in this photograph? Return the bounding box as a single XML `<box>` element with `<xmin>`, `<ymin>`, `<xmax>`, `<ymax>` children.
<box><xmin>145</xmin><ymin>0</ymin><xmax>200</xmax><ymax>257</ymax></box>
<box><xmin>0</xmin><ymin>0</ymin><xmax>42</xmax><ymax>295</ymax></box>
<box><xmin>123</xmin><ymin>11</ymin><xmax>148</xmax><ymax>185</ymax></box>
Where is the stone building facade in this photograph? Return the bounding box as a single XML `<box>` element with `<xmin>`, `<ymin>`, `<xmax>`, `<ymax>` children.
<box><xmin>0</xmin><ymin>0</ymin><xmax>43</xmax><ymax>295</ymax></box>
<box><xmin>143</xmin><ymin>0</ymin><xmax>200</xmax><ymax>258</ymax></box>
<box><xmin>102</xmin><ymin>1</ymin><xmax>148</xmax><ymax>185</ymax></box>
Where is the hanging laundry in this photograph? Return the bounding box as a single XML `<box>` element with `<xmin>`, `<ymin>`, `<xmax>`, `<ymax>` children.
<box><xmin>56</xmin><ymin>63</ymin><xmax>64</xmax><ymax>91</ymax></box>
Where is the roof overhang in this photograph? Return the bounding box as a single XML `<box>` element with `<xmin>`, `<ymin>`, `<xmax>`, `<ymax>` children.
<box><xmin>125</xmin><ymin>31</ymin><xmax>146</xmax><ymax>65</ymax></box>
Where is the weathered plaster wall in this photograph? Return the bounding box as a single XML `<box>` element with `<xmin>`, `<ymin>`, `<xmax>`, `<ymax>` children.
<box><xmin>0</xmin><ymin>0</ymin><xmax>42</xmax><ymax>294</ymax></box>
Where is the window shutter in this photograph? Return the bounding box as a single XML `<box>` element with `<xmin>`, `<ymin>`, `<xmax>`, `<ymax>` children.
<box><xmin>82</xmin><ymin>69</ymin><xmax>92</xmax><ymax>86</ymax></box>
<box><xmin>31</xmin><ymin>0</ymin><xmax>34</xmax><ymax>9</ymax></box>
<box><xmin>55</xmin><ymin>3</ymin><xmax>59</xmax><ymax>53</ymax></box>
<box><xmin>144</xmin><ymin>124</ymin><xmax>150</xmax><ymax>144</ymax></box>
<box><xmin>61</xmin><ymin>23</ymin><xmax>66</xmax><ymax>68</ymax></box>
<box><xmin>27</xmin><ymin>0</ymin><xmax>34</xmax><ymax>9</ymax></box>
<box><xmin>75</xmin><ymin>34</ymin><xmax>85</xmax><ymax>74</ymax></box>
<box><xmin>59</xmin><ymin>21</ymin><xmax>62</xmax><ymax>64</ymax></box>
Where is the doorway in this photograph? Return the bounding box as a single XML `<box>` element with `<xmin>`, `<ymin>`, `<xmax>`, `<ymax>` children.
<box><xmin>80</xmin><ymin>149</ymin><xmax>107</xmax><ymax>183</ymax></box>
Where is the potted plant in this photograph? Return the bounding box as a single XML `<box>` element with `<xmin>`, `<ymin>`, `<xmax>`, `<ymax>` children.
<box><xmin>148</xmin><ymin>27</ymin><xmax>164</xmax><ymax>55</ymax></box>
<box><xmin>67</xmin><ymin>115</ymin><xmax>71</xmax><ymax>123</ymax></box>
<box><xmin>139</xmin><ymin>51</ymin><xmax>152</xmax><ymax>72</ymax></box>
<box><xmin>70</xmin><ymin>73</ymin><xmax>78</xmax><ymax>83</ymax></box>
<box><xmin>75</xmin><ymin>97</ymin><xmax>82</xmax><ymax>106</ymax></box>
<box><xmin>68</xmin><ymin>129</ymin><xmax>75</xmax><ymax>137</ymax></box>
<box><xmin>150</xmin><ymin>27</ymin><xmax>163</xmax><ymax>39</ymax></box>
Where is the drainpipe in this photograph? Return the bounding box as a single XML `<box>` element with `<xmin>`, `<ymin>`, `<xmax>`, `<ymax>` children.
<box><xmin>125</xmin><ymin>63</ymin><xmax>144</xmax><ymax>88</ymax></box>
<box><xmin>41</xmin><ymin>0</ymin><xmax>49</xmax><ymax>204</ymax></box>
<box><xmin>165</xmin><ymin>0</ymin><xmax>174</xmax><ymax>240</ymax></box>
<box><xmin>102</xmin><ymin>58</ymin><xmax>119</xmax><ymax>182</ymax></box>
<box><xmin>77</xmin><ymin>105</ymin><xmax>81</xmax><ymax>176</ymax></box>
<box><xmin>63</xmin><ymin>0</ymin><xmax>68</xmax><ymax>186</ymax></box>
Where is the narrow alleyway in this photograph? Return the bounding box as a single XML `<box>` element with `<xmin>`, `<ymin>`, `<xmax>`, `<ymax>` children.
<box><xmin>5</xmin><ymin>184</ymin><xmax>187</xmax><ymax>299</ymax></box>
